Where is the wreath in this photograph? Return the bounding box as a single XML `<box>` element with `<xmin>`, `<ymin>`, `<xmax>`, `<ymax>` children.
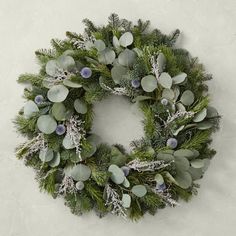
<box><xmin>14</xmin><ymin>14</ymin><xmax>220</xmax><ymax>220</ymax></box>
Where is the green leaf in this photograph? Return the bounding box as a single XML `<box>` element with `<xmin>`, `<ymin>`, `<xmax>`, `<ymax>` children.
<box><xmin>132</xmin><ymin>95</ymin><xmax>153</xmax><ymax>102</ymax></box>
<box><xmin>156</xmin><ymin>53</ymin><xmax>166</xmax><ymax>73</ymax></box>
<box><xmin>63</xmin><ymin>79</ymin><xmax>82</xmax><ymax>88</ymax></box>
<box><xmin>23</xmin><ymin>101</ymin><xmax>39</xmax><ymax>118</ymax></box>
<box><xmin>191</xmin><ymin>159</ymin><xmax>205</xmax><ymax>168</ymax></box>
<box><xmin>197</xmin><ymin>121</ymin><xmax>213</xmax><ymax>130</ymax></box>
<box><xmin>162</xmin><ymin>88</ymin><xmax>175</xmax><ymax>100</ymax></box>
<box><xmin>118</xmin><ymin>49</ymin><xmax>136</xmax><ymax>67</ymax></box>
<box><xmin>113</xmin><ymin>36</ymin><xmax>120</xmax><ymax>48</ymax></box>
<box><xmin>47</xmin><ymin>85</ymin><xmax>69</xmax><ymax>102</ymax></box>
<box><xmin>94</xmin><ymin>39</ymin><xmax>106</xmax><ymax>51</ymax></box>
<box><xmin>111</xmin><ymin>65</ymin><xmax>128</xmax><ymax>84</ymax></box>
<box><xmin>98</xmin><ymin>48</ymin><xmax>116</xmax><ymax>65</ymax></box>
<box><xmin>175</xmin><ymin>156</ymin><xmax>190</xmax><ymax>171</ymax></box>
<box><xmin>141</xmin><ymin>75</ymin><xmax>157</xmax><ymax>92</ymax></box>
<box><xmin>154</xmin><ymin>174</ymin><xmax>164</xmax><ymax>185</ymax></box>
<box><xmin>122</xmin><ymin>194</ymin><xmax>131</xmax><ymax>208</ymax></box>
<box><xmin>62</xmin><ymin>135</ymin><xmax>76</xmax><ymax>149</ymax></box>
<box><xmin>119</xmin><ymin>32</ymin><xmax>134</xmax><ymax>47</ymax></box>
<box><xmin>57</xmin><ymin>55</ymin><xmax>75</xmax><ymax>71</ymax></box>
<box><xmin>174</xmin><ymin>149</ymin><xmax>194</xmax><ymax>159</ymax></box>
<box><xmin>172</xmin><ymin>73</ymin><xmax>187</xmax><ymax>84</ymax></box>
<box><xmin>193</xmin><ymin>108</ymin><xmax>207</xmax><ymax>122</ymax></box>
<box><xmin>108</xmin><ymin>164</ymin><xmax>125</xmax><ymax>184</ymax></box>
<box><xmin>51</xmin><ymin>103</ymin><xmax>66</xmax><ymax>121</ymax></box>
<box><xmin>70</xmin><ymin>164</ymin><xmax>91</xmax><ymax>181</ymax></box>
<box><xmin>48</xmin><ymin>152</ymin><xmax>60</xmax><ymax>167</ymax></box>
<box><xmin>131</xmin><ymin>185</ymin><xmax>147</xmax><ymax>197</ymax></box>
<box><xmin>37</xmin><ymin>115</ymin><xmax>57</xmax><ymax>134</ymax></box>
<box><xmin>180</xmin><ymin>90</ymin><xmax>195</xmax><ymax>106</ymax></box>
<box><xmin>39</xmin><ymin>148</ymin><xmax>54</xmax><ymax>162</ymax></box>
<box><xmin>207</xmin><ymin>106</ymin><xmax>218</xmax><ymax>118</ymax></box>
<box><xmin>159</xmin><ymin>72</ymin><xmax>172</xmax><ymax>89</ymax></box>
<box><xmin>122</xmin><ymin>177</ymin><xmax>130</xmax><ymax>188</ymax></box>
<box><xmin>175</xmin><ymin>171</ymin><xmax>192</xmax><ymax>189</ymax></box>
<box><xmin>74</xmin><ymin>99</ymin><xmax>87</xmax><ymax>114</ymax></box>
<box><xmin>46</xmin><ymin>60</ymin><xmax>59</xmax><ymax>76</ymax></box>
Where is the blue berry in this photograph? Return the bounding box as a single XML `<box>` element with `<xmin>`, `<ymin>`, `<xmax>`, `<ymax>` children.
<box><xmin>75</xmin><ymin>181</ymin><xmax>84</xmax><ymax>191</ymax></box>
<box><xmin>166</xmin><ymin>138</ymin><xmax>178</xmax><ymax>149</ymax></box>
<box><xmin>161</xmin><ymin>98</ymin><xmax>168</xmax><ymax>106</ymax></box>
<box><xmin>34</xmin><ymin>95</ymin><xmax>44</xmax><ymax>104</ymax></box>
<box><xmin>121</xmin><ymin>166</ymin><xmax>130</xmax><ymax>176</ymax></box>
<box><xmin>55</xmin><ymin>124</ymin><xmax>66</xmax><ymax>135</ymax></box>
<box><xmin>131</xmin><ymin>79</ymin><xmax>140</xmax><ymax>88</ymax></box>
<box><xmin>80</xmin><ymin>67</ymin><xmax>92</xmax><ymax>78</ymax></box>
<box><xmin>156</xmin><ymin>183</ymin><xmax>166</xmax><ymax>192</ymax></box>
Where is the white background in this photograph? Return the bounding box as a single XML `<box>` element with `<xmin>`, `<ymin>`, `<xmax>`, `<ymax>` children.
<box><xmin>0</xmin><ymin>0</ymin><xmax>236</xmax><ymax>235</ymax></box>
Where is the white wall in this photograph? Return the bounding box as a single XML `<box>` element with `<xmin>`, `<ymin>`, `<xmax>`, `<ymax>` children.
<box><xmin>0</xmin><ymin>0</ymin><xmax>235</xmax><ymax>235</ymax></box>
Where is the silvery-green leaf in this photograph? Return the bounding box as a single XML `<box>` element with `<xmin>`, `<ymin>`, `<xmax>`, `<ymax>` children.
<box><xmin>39</xmin><ymin>148</ymin><xmax>54</xmax><ymax>162</ymax></box>
<box><xmin>193</xmin><ymin>108</ymin><xmax>207</xmax><ymax>122</ymax></box>
<box><xmin>156</xmin><ymin>153</ymin><xmax>174</xmax><ymax>162</ymax></box>
<box><xmin>176</xmin><ymin>102</ymin><xmax>186</xmax><ymax>112</ymax></box>
<box><xmin>207</xmin><ymin>106</ymin><xmax>218</xmax><ymax>118</ymax></box>
<box><xmin>188</xmin><ymin>167</ymin><xmax>203</xmax><ymax>180</ymax></box>
<box><xmin>192</xmin><ymin>149</ymin><xmax>200</xmax><ymax>158</ymax></box>
<box><xmin>74</xmin><ymin>99</ymin><xmax>87</xmax><ymax>114</ymax></box>
<box><xmin>84</xmin><ymin>41</ymin><xmax>94</xmax><ymax>50</ymax></box>
<box><xmin>70</xmin><ymin>164</ymin><xmax>91</xmax><ymax>181</ymax></box>
<box><xmin>164</xmin><ymin>171</ymin><xmax>178</xmax><ymax>184</ymax></box>
<box><xmin>180</xmin><ymin>90</ymin><xmax>194</xmax><ymax>106</ymax></box>
<box><xmin>113</xmin><ymin>36</ymin><xmax>120</xmax><ymax>48</ymax></box>
<box><xmin>87</xmin><ymin>134</ymin><xmax>101</xmax><ymax>146</ymax></box>
<box><xmin>141</xmin><ymin>75</ymin><xmax>157</xmax><ymax>92</ymax></box>
<box><xmin>132</xmin><ymin>96</ymin><xmax>153</xmax><ymax>102</ymax></box>
<box><xmin>49</xmin><ymin>152</ymin><xmax>60</xmax><ymax>167</ymax></box>
<box><xmin>175</xmin><ymin>171</ymin><xmax>192</xmax><ymax>189</ymax></box>
<box><xmin>162</xmin><ymin>88</ymin><xmax>175</xmax><ymax>100</ymax></box>
<box><xmin>159</xmin><ymin>72</ymin><xmax>172</xmax><ymax>89</ymax></box>
<box><xmin>174</xmin><ymin>149</ymin><xmax>194</xmax><ymax>159</ymax></box>
<box><xmin>155</xmin><ymin>174</ymin><xmax>164</xmax><ymax>185</ymax></box>
<box><xmin>173</xmin><ymin>86</ymin><xmax>180</xmax><ymax>101</ymax></box>
<box><xmin>156</xmin><ymin>53</ymin><xmax>166</xmax><ymax>73</ymax></box>
<box><xmin>119</xmin><ymin>32</ymin><xmax>133</xmax><ymax>47</ymax></box>
<box><xmin>63</xmin><ymin>79</ymin><xmax>82</xmax><ymax>88</ymax></box>
<box><xmin>173</xmin><ymin>125</ymin><xmax>185</xmax><ymax>136</ymax></box>
<box><xmin>131</xmin><ymin>185</ymin><xmax>147</xmax><ymax>197</ymax></box>
<box><xmin>191</xmin><ymin>159</ymin><xmax>204</xmax><ymax>168</ymax></box>
<box><xmin>108</xmin><ymin>164</ymin><xmax>125</xmax><ymax>184</ymax></box>
<box><xmin>37</xmin><ymin>115</ymin><xmax>57</xmax><ymax>134</ymax></box>
<box><xmin>111</xmin><ymin>65</ymin><xmax>128</xmax><ymax>84</ymax></box>
<box><xmin>81</xmin><ymin>142</ymin><xmax>97</xmax><ymax>159</ymax></box>
<box><xmin>47</xmin><ymin>85</ymin><xmax>69</xmax><ymax>102</ymax></box>
<box><xmin>122</xmin><ymin>177</ymin><xmax>130</xmax><ymax>188</ymax></box>
<box><xmin>122</xmin><ymin>194</ymin><xmax>131</xmax><ymax>208</ymax></box>
<box><xmin>94</xmin><ymin>39</ymin><xmax>106</xmax><ymax>51</ymax></box>
<box><xmin>98</xmin><ymin>48</ymin><xmax>116</xmax><ymax>65</ymax></box>
<box><xmin>42</xmin><ymin>78</ymin><xmax>53</xmax><ymax>89</ymax></box>
<box><xmin>175</xmin><ymin>156</ymin><xmax>190</xmax><ymax>171</ymax></box>
<box><xmin>62</xmin><ymin>49</ymin><xmax>75</xmax><ymax>56</ymax></box>
<box><xmin>24</xmin><ymin>101</ymin><xmax>39</xmax><ymax>118</ymax></box>
<box><xmin>57</xmin><ymin>55</ymin><xmax>75</xmax><ymax>71</ymax></box>
<box><xmin>133</xmin><ymin>48</ymin><xmax>143</xmax><ymax>57</ymax></box>
<box><xmin>172</xmin><ymin>73</ymin><xmax>187</xmax><ymax>84</ymax></box>
<box><xmin>62</xmin><ymin>135</ymin><xmax>76</xmax><ymax>149</ymax></box>
<box><xmin>197</xmin><ymin>121</ymin><xmax>213</xmax><ymax>130</ymax></box>
<box><xmin>46</xmin><ymin>60</ymin><xmax>60</xmax><ymax>76</ymax></box>
<box><xmin>52</xmin><ymin>103</ymin><xmax>66</xmax><ymax>121</ymax></box>
<box><xmin>118</xmin><ymin>49</ymin><xmax>136</xmax><ymax>67</ymax></box>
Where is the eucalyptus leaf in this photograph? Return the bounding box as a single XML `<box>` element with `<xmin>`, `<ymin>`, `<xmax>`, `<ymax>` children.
<box><xmin>172</xmin><ymin>73</ymin><xmax>187</xmax><ymax>84</ymax></box>
<box><xmin>176</xmin><ymin>103</ymin><xmax>186</xmax><ymax>112</ymax></box>
<box><xmin>122</xmin><ymin>194</ymin><xmax>131</xmax><ymax>208</ymax></box>
<box><xmin>175</xmin><ymin>171</ymin><xmax>192</xmax><ymax>189</ymax></box>
<box><xmin>207</xmin><ymin>106</ymin><xmax>218</xmax><ymax>118</ymax></box>
<box><xmin>81</xmin><ymin>141</ymin><xmax>97</xmax><ymax>159</ymax></box>
<box><xmin>131</xmin><ymin>185</ymin><xmax>147</xmax><ymax>197</ymax></box>
<box><xmin>132</xmin><ymin>95</ymin><xmax>153</xmax><ymax>102</ymax></box>
<box><xmin>47</xmin><ymin>85</ymin><xmax>69</xmax><ymax>102</ymax></box>
<box><xmin>156</xmin><ymin>153</ymin><xmax>174</xmax><ymax>162</ymax></box>
<box><xmin>180</xmin><ymin>90</ymin><xmax>195</xmax><ymax>106</ymax></box>
<box><xmin>113</xmin><ymin>36</ymin><xmax>120</xmax><ymax>48</ymax></box>
<box><xmin>175</xmin><ymin>156</ymin><xmax>190</xmax><ymax>171</ymax></box>
<box><xmin>46</xmin><ymin>60</ymin><xmax>59</xmax><ymax>76</ymax></box>
<box><xmin>98</xmin><ymin>48</ymin><xmax>116</xmax><ymax>65</ymax></box>
<box><xmin>70</xmin><ymin>164</ymin><xmax>91</xmax><ymax>181</ymax></box>
<box><xmin>156</xmin><ymin>53</ymin><xmax>166</xmax><ymax>73</ymax></box>
<box><xmin>162</xmin><ymin>88</ymin><xmax>175</xmax><ymax>100</ymax></box>
<box><xmin>57</xmin><ymin>55</ymin><xmax>75</xmax><ymax>71</ymax></box>
<box><xmin>122</xmin><ymin>177</ymin><xmax>130</xmax><ymax>188</ymax></box>
<box><xmin>108</xmin><ymin>164</ymin><xmax>125</xmax><ymax>184</ymax></box>
<box><xmin>63</xmin><ymin>79</ymin><xmax>82</xmax><ymax>88</ymax></box>
<box><xmin>188</xmin><ymin>167</ymin><xmax>203</xmax><ymax>180</ymax></box>
<box><xmin>191</xmin><ymin>159</ymin><xmax>205</xmax><ymax>168</ymax></box>
<box><xmin>39</xmin><ymin>148</ymin><xmax>54</xmax><ymax>162</ymax></box>
<box><xmin>155</xmin><ymin>174</ymin><xmax>164</xmax><ymax>185</ymax></box>
<box><xmin>37</xmin><ymin>115</ymin><xmax>57</xmax><ymax>134</ymax></box>
<box><xmin>159</xmin><ymin>72</ymin><xmax>172</xmax><ymax>89</ymax></box>
<box><xmin>197</xmin><ymin>121</ymin><xmax>213</xmax><ymax>130</ymax></box>
<box><xmin>174</xmin><ymin>149</ymin><xmax>194</xmax><ymax>159</ymax></box>
<box><xmin>62</xmin><ymin>135</ymin><xmax>76</xmax><ymax>149</ymax></box>
<box><xmin>118</xmin><ymin>49</ymin><xmax>136</xmax><ymax>67</ymax></box>
<box><xmin>111</xmin><ymin>65</ymin><xmax>128</xmax><ymax>84</ymax></box>
<box><xmin>193</xmin><ymin>108</ymin><xmax>207</xmax><ymax>122</ymax></box>
<box><xmin>49</xmin><ymin>152</ymin><xmax>60</xmax><ymax>167</ymax></box>
<box><xmin>119</xmin><ymin>32</ymin><xmax>133</xmax><ymax>47</ymax></box>
<box><xmin>74</xmin><ymin>99</ymin><xmax>87</xmax><ymax>114</ymax></box>
<box><xmin>94</xmin><ymin>39</ymin><xmax>106</xmax><ymax>51</ymax></box>
<box><xmin>24</xmin><ymin>101</ymin><xmax>39</xmax><ymax>118</ymax></box>
<box><xmin>141</xmin><ymin>75</ymin><xmax>157</xmax><ymax>92</ymax></box>
<box><xmin>52</xmin><ymin>103</ymin><xmax>66</xmax><ymax>121</ymax></box>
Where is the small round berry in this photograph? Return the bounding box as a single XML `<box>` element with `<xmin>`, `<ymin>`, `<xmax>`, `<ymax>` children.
<box><xmin>166</xmin><ymin>138</ymin><xmax>178</xmax><ymax>149</ymax></box>
<box><xmin>156</xmin><ymin>182</ymin><xmax>166</xmax><ymax>192</ymax></box>
<box><xmin>75</xmin><ymin>181</ymin><xmax>84</xmax><ymax>191</ymax></box>
<box><xmin>131</xmin><ymin>79</ymin><xmax>141</xmax><ymax>88</ymax></box>
<box><xmin>80</xmin><ymin>67</ymin><xmax>92</xmax><ymax>78</ymax></box>
<box><xmin>161</xmin><ymin>98</ymin><xmax>168</xmax><ymax>106</ymax></box>
<box><xmin>55</xmin><ymin>124</ymin><xmax>66</xmax><ymax>135</ymax></box>
<box><xmin>121</xmin><ymin>166</ymin><xmax>130</xmax><ymax>176</ymax></box>
<box><xmin>34</xmin><ymin>95</ymin><xmax>44</xmax><ymax>105</ymax></box>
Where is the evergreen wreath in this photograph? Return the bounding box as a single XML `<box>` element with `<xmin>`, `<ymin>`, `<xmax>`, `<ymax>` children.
<box><xmin>14</xmin><ymin>14</ymin><xmax>220</xmax><ymax>220</ymax></box>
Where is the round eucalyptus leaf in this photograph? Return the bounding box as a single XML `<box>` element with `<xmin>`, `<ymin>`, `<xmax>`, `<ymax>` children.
<box><xmin>113</xmin><ymin>36</ymin><xmax>120</xmax><ymax>48</ymax></box>
<box><xmin>192</xmin><ymin>149</ymin><xmax>200</xmax><ymax>158</ymax></box>
<box><xmin>197</xmin><ymin>121</ymin><xmax>213</xmax><ymax>130</ymax></box>
<box><xmin>111</xmin><ymin>65</ymin><xmax>128</xmax><ymax>84</ymax></box>
<box><xmin>173</xmin><ymin>86</ymin><xmax>180</xmax><ymax>101</ymax></box>
<box><xmin>70</xmin><ymin>164</ymin><xmax>91</xmax><ymax>181</ymax></box>
<box><xmin>174</xmin><ymin>149</ymin><xmax>194</xmax><ymax>159</ymax></box>
<box><xmin>162</xmin><ymin>88</ymin><xmax>175</xmax><ymax>100</ymax></box>
<box><xmin>176</xmin><ymin>103</ymin><xmax>186</xmax><ymax>112</ymax></box>
<box><xmin>39</xmin><ymin>148</ymin><xmax>54</xmax><ymax>162</ymax></box>
<box><xmin>74</xmin><ymin>99</ymin><xmax>87</xmax><ymax>114</ymax></box>
<box><xmin>156</xmin><ymin>153</ymin><xmax>174</xmax><ymax>162</ymax></box>
<box><xmin>191</xmin><ymin>159</ymin><xmax>205</xmax><ymax>168</ymax></box>
<box><xmin>47</xmin><ymin>85</ymin><xmax>69</xmax><ymax>102</ymax></box>
<box><xmin>62</xmin><ymin>135</ymin><xmax>76</xmax><ymax>149</ymax></box>
<box><xmin>193</xmin><ymin>108</ymin><xmax>207</xmax><ymax>122</ymax></box>
<box><xmin>122</xmin><ymin>177</ymin><xmax>130</xmax><ymax>188</ymax></box>
<box><xmin>141</xmin><ymin>75</ymin><xmax>157</xmax><ymax>92</ymax></box>
<box><xmin>108</xmin><ymin>164</ymin><xmax>125</xmax><ymax>184</ymax></box>
<box><xmin>49</xmin><ymin>152</ymin><xmax>61</xmax><ymax>167</ymax></box>
<box><xmin>156</xmin><ymin>53</ymin><xmax>166</xmax><ymax>73</ymax></box>
<box><xmin>159</xmin><ymin>72</ymin><xmax>172</xmax><ymax>89</ymax></box>
<box><xmin>164</xmin><ymin>171</ymin><xmax>178</xmax><ymax>185</ymax></box>
<box><xmin>155</xmin><ymin>174</ymin><xmax>164</xmax><ymax>185</ymax></box>
<box><xmin>98</xmin><ymin>48</ymin><xmax>116</xmax><ymax>65</ymax></box>
<box><xmin>118</xmin><ymin>49</ymin><xmax>136</xmax><ymax>67</ymax></box>
<box><xmin>42</xmin><ymin>78</ymin><xmax>53</xmax><ymax>89</ymax></box>
<box><xmin>207</xmin><ymin>106</ymin><xmax>218</xmax><ymax>118</ymax></box>
<box><xmin>180</xmin><ymin>90</ymin><xmax>195</xmax><ymax>106</ymax></box>
<box><xmin>188</xmin><ymin>167</ymin><xmax>203</xmax><ymax>180</ymax></box>
<box><xmin>46</xmin><ymin>60</ymin><xmax>59</xmax><ymax>76</ymax></box>
<box><xmin>84</xmin><ymin>41</ymin><xmax>94</xmax><ymax>50</ymax></box>
<box><xmin>122</xmin><ymin>194</ymin><xmax>131</xmax><ymax>208</ymax></box>
<box><xmin>63</xmin><ymin>79</ymin><xmax>82</xmax><ymax>88</ymax></box>
<box><xmin>172</xmin><ymin>73</ymin><xmax>187</xmax><ymax>84</ymax></box>
<box><xmin>81</xmin><ymin>142</ymin><xmax>97</xmax><ymax>159</ymax></box>
<box><xmin>94</xmin><ymin>39</ymin><xmax>106</xmax><ymax>51</ymax></box>
<box><xmin>57</xmin><ymin>55</ymin><xmax>75</xmax><ymax>71</ymax></box>
<box><xmin>37</xmin><ymin>115</ymin><xmax>57</xmax><ymax>134</ymax></box>
<box><xmin>175</xmin><ymin>171</ymin><xmax>192</xmax><ymax>189</ymax></box>
<box><xmin>119</xmin><ymin>32</ymin><xmax>134</xmax><ymax>47</ymax></box>
<box><xmin>52</xmin><ymin>103</ymin><xmax>66</xmax><ymax>121</ymax></box>
<box><xmin>131</xmin><ymin>185</ymin><xmax>147</xmax><ymax>198</ymax></box>
<box><xmin>24</xmin><ymin>101</ymin><xmax>39</xmax><ymax>118</ymax></box>
<box><xmin>175</xmin><ymin>156</ymin><xmax>190</xmax><ymax>171</ymax></box>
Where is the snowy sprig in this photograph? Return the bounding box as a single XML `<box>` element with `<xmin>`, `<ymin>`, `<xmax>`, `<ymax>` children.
<box><xmin>58</xmin><ymin>176</ymin><xmax>77</xmax><ymax>195</ymax></box>
<box><xmin>127</xmin><ymin>159</ymin><xmax>172</xmax><ymax>172</ymax></box>
<box><xmin>101</xmin><ymin>82</ymin><xmax>129</xmax><ymax>96</ymax></box>
<box><xmin>165</xmin><ymin>110</ymin><xmax>195</xmax><ymax>126</ymax></box>
<box><xmin>150</xmin><ymin>55</ymin><xmax>160</xmax><ymax>79</ymax></box>
<box><xmin>105</xmin><ymin>185</ymin><xmax>127</xmax><ymax>218</ymax></box>
<box><xmin>153</xmin><ymin>188</ymin><xmax>179</xmax><ymax>207</ymax></box>
<box><xmin>65</xmin><ymin>115</ymin><xmax>86</xmax><ymax>161</ymax></box>
<box><xmin>71</xmin><ymin>33</ymin><xmax>96</xmax><ymax>49</ymax></box>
